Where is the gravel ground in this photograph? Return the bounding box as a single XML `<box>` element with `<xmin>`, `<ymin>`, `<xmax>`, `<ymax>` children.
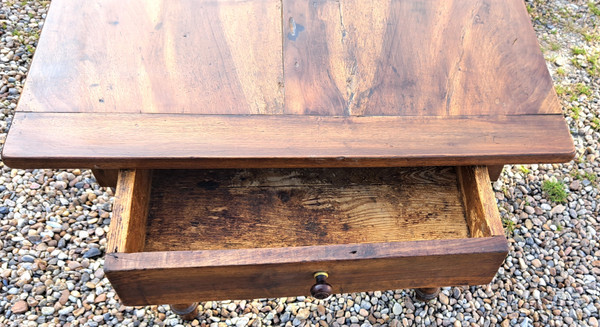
<box><xmin>0</xmin><ymin>0</ymin><xmax>599</xmax><ymax>326</ymax></box>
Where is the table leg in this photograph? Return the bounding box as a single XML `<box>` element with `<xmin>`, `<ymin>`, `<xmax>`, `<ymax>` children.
<box><xmin>487</xmin><ymin>165</ymin><xmax>504</xmax><ymax>182</ymax></box>
<box><xmin>414</xmin><ymin>287</ymin><xmax>440</xmax><ymax>301</ymax></box>
<box><xmin>170</xmin><ymin>302</ymin><xmax>199</xmax><ymax>320</ymax></box>
<box><xmin>92</xmin><ymin>169</ymin><xmax>119</xmax><ymax>188</ymax></box>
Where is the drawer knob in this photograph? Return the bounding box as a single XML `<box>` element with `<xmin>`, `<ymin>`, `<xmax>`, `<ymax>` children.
<box><xmin>310</xmin><ymin>272</ymin><xmax>333</xmax><ymax>299</ymax></box>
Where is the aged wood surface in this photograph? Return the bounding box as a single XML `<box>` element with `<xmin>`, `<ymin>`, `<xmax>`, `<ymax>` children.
<box><xmin>2</xmin><ymin>113</ymin><xmax>575</xmax><ymax>169</ymax></box>
<box><xmin>3</xmin><ymin>0</ymin><xmax>573</xmax><ymax>168</ymax></box>
<box><xmin>106</xmin><ymin>170</ymin><xmax>152</xmax><ymax>253</ymax></box>
<box><xmin>457</xmin><ymin>166</ymin><xmax>505</xmax><ymax>238</ymax></box>
<box><xmin>105</xmin><ymin>236</ymin><xmax>508</xmax><ymax>305</ymax></box>
<box><xmin>283</xmin><ymin>0</ymin><xmax>559</xmax><ymax>116</ymax></box>
<box><xmin>19</xmin><ymin>0</ymin><xmax>283</xmax><ymax>114</ymax></box>
<box><xmin>144</xmin><ymin>167</ymin><xmax>469</xmax><ymax>251</ymax></box>
<box><xmin>18</xmin><ymin>0</ymin><xmax>557</xmax><ymax>117</ymax></box>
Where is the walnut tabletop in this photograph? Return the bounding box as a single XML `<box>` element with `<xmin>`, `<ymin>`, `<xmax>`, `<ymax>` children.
<box><xmin>3</xmin><ymin>0</ymin><xmax>574</xmax><ymax>169</ymax></box>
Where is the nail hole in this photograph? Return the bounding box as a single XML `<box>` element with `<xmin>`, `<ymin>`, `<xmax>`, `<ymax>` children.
<box><xmin>350</xmin><ymin>250</ymin><xmax>357</xmax><ymax>254</ymax></box>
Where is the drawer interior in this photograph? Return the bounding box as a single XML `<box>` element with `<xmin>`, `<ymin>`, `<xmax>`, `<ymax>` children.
<box><xmin>105</xmin><ymin>166</ymin><xmax>507</xmax><ymax>305</ymax></box>
<box><xmin>144</xmin><ymin>167</ymin><xmax>470</xmax><ymax>252</ymax></box>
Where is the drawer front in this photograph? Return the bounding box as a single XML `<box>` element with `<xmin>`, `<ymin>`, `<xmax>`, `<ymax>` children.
<box><xmin>105</xmin><ymin>166</ymin><xmax>507</xmax><ymax>306</ymax></box>
<box><xmin>105</xmin><ymin>237</ymin><xmax>506</xmax><ymax>305</ymax></box>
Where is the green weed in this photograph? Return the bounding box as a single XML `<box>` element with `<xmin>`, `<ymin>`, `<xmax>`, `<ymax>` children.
<box><xmin>542</xmin><ymin>179</ymin><xmax>568</xmax><ymax>203</ymax></box>
<box><xmin>572</xmin><ymin>46</ymin><xmax>586</xmax><ymax>55</ymax></box>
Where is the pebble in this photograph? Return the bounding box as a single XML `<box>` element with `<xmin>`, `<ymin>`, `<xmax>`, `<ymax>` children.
<box><xmin>439</xmin><ymin>293</ymin><xmax>449</xmax><ymax>305</ymax></box>
<box><xmin>41</xmin><ymin>307</ymin><xmax>55</xmax><ymax>315</ymax></box>
<box><xmin>83</xmin><ymin>247</ymin><xmax>102</xmax><ymax>258</ymax></box>
<box><xmin>11</xmin><ymin>301</ymin><xmax>28</xmax><ymax>314</ymax></box>
<box><xmin>296</xmin><ymin>309</ymin><xmax>310</xmax><ymax>320</ymax></box>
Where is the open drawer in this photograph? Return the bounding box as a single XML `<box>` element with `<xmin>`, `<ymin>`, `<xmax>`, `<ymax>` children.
<box><xmin>104</xmin><ymin>166</ymin><xmax>507</xmax><ymax>306</ymax></box>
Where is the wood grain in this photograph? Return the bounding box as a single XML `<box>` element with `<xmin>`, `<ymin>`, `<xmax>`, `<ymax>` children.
<box><xmin>144</xmin><ymin>167</ymin><xmax>469</xmax><ymax>251</ymax></box>
<box><xmin>4</xmin><ymin>0</ymin><xmax>573</xmax><ymax>169</ymax></box>
<box><xmin>92</xmin><ymin>169</ymin><xmax>118</xmax><ymax>188</ymax></box>
<box><xmin>2</xmin><ymin>112</ymin><xmax>575</xmax><ymax>169</ymax></box>
<box><xmin>105</xmin><ymin>236</ymin><xmax>508</xmax><ymax>305</ymax></box>
<box><xmin>106</xmin><ymin>170</ymin><xmax>152</xmax><ymax>253</ymax></box>
<box><xmin>458</xmin><ymin>166</ymin><xmax>505</xmax><ymax>237</ymax></box>
<box><xmin>283</xmin><ymin>0</ymin><xmax>560</xmax><ymax>116</ymax></box>
<box><xmin>17</xmin><ymin>0</ymin><xmax>559</xmax><ymax>117</ymax></box>
<box><xmin>19</xmin><ymin>0</ymin><xmax>283</xmax><ymax>114</ymax></box>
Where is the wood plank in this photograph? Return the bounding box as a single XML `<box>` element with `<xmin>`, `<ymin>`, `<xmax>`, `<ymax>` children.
<box><xmin>457</xmin><ymin>166</ymin><xmax>505</xmax><ymax>237</ymax></box>
<box><xmin>2</xmin><ymin>112</ymin><xmax>575</xmax><ymax>169</ymax></box>
<box><xmin>144</xmin><ymin>167</ymin><xmax>469</xmax><ymax>252</ymax></box>
<box><xmin>283</xmin><ymin>0</ymin><xmax>560</xmax><ymax>116</ymax></box>
<box><xmin>106</xmin><ymin>170</ymin><xmax>152</xmax><ymax>253</ymax></box>
<box><xmin>105</xmin><ymin>236</ymin><xmax>508</xmax><ymax>305</ymax></box>
<box><xmin>19</xmin><ymin>0</ymin><xmax>283</xmax><ymax>114</ymax></box>
<box><xmin>92</xmin><ymin>169</ymin><xmax>119</xmax><ymax>188</ymax></box>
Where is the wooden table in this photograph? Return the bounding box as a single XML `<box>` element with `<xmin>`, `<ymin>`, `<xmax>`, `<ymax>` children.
<box><xmin>3</xmin><ymin>0</ymin><xmax>574</xmax><ymax>319</ymax></box>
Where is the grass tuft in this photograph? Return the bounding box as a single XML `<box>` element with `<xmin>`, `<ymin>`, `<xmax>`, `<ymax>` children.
<box><xmin>542</xmin><ymin>180</ymin><xmax>568</xmax><ymax>203</ymax></box>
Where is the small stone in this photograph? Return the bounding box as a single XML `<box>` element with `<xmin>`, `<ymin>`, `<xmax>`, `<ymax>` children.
<box><xmin>41</xmin><ymin>307</ymin><xmax>55</xmax><ymax>315</ymax></box>
<box><xmin>236</xmin><ymin>316</ymin><xmax>249</xmax><ymax>327</ymax></box>
<box><xmin>46</xmin><ymin>221</ymin><xmax>62</xmax><ymax>229</ymax></box>
<box><xmin>12</xmin><ymin>300</ymin><xmax>28</xmax><ymax>314</ymax></box>
<box><xmin>83</xmin><ymin>247</ymin><xmax>102</xmax><ymax>258</ymax></box>
<box><xmin>555</xmin><ymin>56</ymin><xmax>568</xmax><ymax>66</ymax></box>
<box><xmin>59</xmin><ymin>290</ymin><xmax>70</xmax><ymax>305</ymax></box>
<box><xmin>317</xmin><ymin>305</ymin><xmax>326</xmax><ymax>316</ymax></box>
<box><xmin>550</xmin><ymin>204</ymin><xmax>565</xmax><ymax>216</ymax></box>
<box><xmin>438</xmin><ymin>293</ymin><xmax>449</xmax><ymax>305</ymax></box>
<box><xmin>519</xmin><ymin>258</ymin><xmax>527</xmax><ymax>270</ymax></box>
<box><xmin>67</xmin><ymin>261</ymin><xmax>81</xmax><ymax>270</ymax></box>
<box><xmin>227</xmin><ymin>303</ymin><xmax>237</xmax><ymax>312</ymax></box>
<box><xmin>94</xmin><ymin>293</ymin><xmax>107</xmax><ymax>303</ymax></box>
<box><xmin>392</xmin><ymin>302</ymin><xmax>402</xmax><ymax>315</ymax></box>
<box><xmin>296</xmin><ymin>308</ymin><xmax>310</xmax><ymax>320</ymax></box>
<box><xmin>569</xmin><ymin>180</ymin><xmax>581</xmax><ymax>191</ymax></box>
<box><xmin>524</xmin><ymin>219</ymin><xmax>533</xmax><ymax>229</ymax></box>
<box><xmin>54</xmin><ymin>181</ymin><xmax>67</xmax><ymax>190</ymax></box>
<box><xmin>72</xmin><ymin>307</ymin><xmax>85</xmax><ymax>317</ymax></box>
<box><xmin>524</xmin><ymin>206</ymin><xmax>535</xmax><ymax>215</ymax></box>
<box><xmin>531</xmin><ymin>259</ymin><xmax>542</xmax><ymax>268</ymax></box>
<box><xmin>540</xmin><ymin>203</ymin><xmax>551</xmax><ymax>211</ymax></box>
<box><xmin>359</xmin><ymin>308</ymin><xmax>369</xmax><ymax>317</ymax></box>
<box><xmin>58</xmin><ymin>306</ymin><xmax>74</xmax><ymax>316</ymax></box>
